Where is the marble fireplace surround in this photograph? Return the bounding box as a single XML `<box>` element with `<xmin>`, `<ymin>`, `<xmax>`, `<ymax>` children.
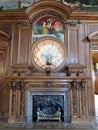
<box><xmin>26</xmin><ymin>86</ymin><xmax>70</xmax><ymax>123</ymax></box>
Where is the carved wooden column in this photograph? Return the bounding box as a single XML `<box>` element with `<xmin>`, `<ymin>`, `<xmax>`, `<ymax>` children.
<box><xmin>79</xmin><ymin>81</ymin><xmax>88</xmax><ymax>116</ymax></box>
<box><xmin>70</xmin><ymin>80</ymin><xmax>79</xmax><ymax>117</ymax></box>
<box><xmin>70</xmin><ymin>80</ymin><xmax>88</xmax><ymax>123</ymax></box>
<box><xmin>8</xmin><ymin>80</ymin><xmax>17</xmax><ymax>123</ymax></box>
<box><xmin>18</xmin><ymin>81</ymin><xmax>26</xmax><ymax>117</ymax></box>
<box><xmin>11</xmin><ymin>81</ymin><xmax>17</xmax><ymax>116</ymax></box>
<box><xmin>8</xmin><ymin>79</ymin><xmax>26</xmax><ymax>123</ymax></box>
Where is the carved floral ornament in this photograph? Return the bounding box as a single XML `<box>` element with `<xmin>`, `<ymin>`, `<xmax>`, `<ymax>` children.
<box><xmin>9</xmin><ymin>80</ymin><xmax>26</xmax><ymax>90</ymax></box>
<box><xmin>63</xmin><ymin>20</ymin><xmax>82</xmax><ymax>26</ymax></box>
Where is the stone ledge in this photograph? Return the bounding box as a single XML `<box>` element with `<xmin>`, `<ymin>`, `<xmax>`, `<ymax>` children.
<box><xmin>0</xmin><ymin>122</ymin><xmax>94</xmax><ymax>129</ymax></box>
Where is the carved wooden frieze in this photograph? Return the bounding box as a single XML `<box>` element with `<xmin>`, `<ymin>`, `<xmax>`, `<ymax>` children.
<box><xmin>28</xmin><ymin>81</ymin><xmax>70</xmax><ymax>89</ymax></box>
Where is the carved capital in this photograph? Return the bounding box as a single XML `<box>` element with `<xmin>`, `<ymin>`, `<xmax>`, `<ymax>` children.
<box><xmin>70</xmin><ymin>80</ymin><xmax>78</xmax><ymax>90</ymax></box>
<box><xmin>18</xmin><ymin>80</ymin><xmax>26</xmax><ymax>90</ymax></box>
<box><xmin>9</xmin><ymin>80</ymin><xmax>17</xmax><ymax>90</ymax></box>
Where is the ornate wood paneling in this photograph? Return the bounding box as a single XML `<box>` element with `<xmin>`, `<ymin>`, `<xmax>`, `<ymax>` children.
<box><xmin>11</xmin><ymin>24</ymin><xmax>31</xmax><ymax>65</ymax></box>
<box><xmin>18</xmin><ymin>26</ymin><xmax>31</xmax><ymax>64</ymax></box>
<box><xmin>11</xmin><ymin>24</ymin><xmax>19</xmax><ymax>65</ymax></box>
<box><xmin>68</xmin><ymin>26</ymin><xmax>79</xmax><ymax>64</ymax></box>
<box><xmin>0</xmin><ymin>0</ymin><xmax>98</xmax><ymax>124</ymax></box>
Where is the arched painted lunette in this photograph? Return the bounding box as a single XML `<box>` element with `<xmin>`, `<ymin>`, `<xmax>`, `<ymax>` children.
<box><xmin>26</xmin><ymin>0</ymin><xmax>72</xmax><ymax>20</ymax></box>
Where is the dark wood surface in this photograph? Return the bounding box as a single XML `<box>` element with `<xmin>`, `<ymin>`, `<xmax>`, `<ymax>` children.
<box><xmin>0</xmin><ymin>0</ymin><xmax>97</xmax><ymax>123</ymax></box>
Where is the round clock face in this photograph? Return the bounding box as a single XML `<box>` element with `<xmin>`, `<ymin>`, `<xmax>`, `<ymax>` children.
<box><xmin>31</xmin><ymin>37</ymin><xmax>65</xmax><ymax>72</ymax></box>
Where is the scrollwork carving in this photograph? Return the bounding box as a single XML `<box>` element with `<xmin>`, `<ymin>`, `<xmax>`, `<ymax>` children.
<box><xmin>18</xmin><ymin>80</ymin><xmax>26</xmax><ymax>116</ymax></box>
<box><xmin>79</xmin><ymin>80</ymin><xmax>87</xmax><ymax>116</ymax></box>
<box><xmin>10</xmin><ymin>80</ymin><xmax>17</xmax><ymax>116</ymax></box>
<box><xmin>70</xmin><ymin>80</ymin><xmax>78</xmax><ymax>116</ymax></box>
<box><xmin>70</xmin><ymin>80</ymin><xmax>88</xmax><ymax>117</ymax></box>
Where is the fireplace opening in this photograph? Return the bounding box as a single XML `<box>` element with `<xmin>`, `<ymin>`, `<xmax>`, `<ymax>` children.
<box><xmin>32</xmin><ymin>95</ymin><xmax>64</xmax><ymax>122</ymax></box>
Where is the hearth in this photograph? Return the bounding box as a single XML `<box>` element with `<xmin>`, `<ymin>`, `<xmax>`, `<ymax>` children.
<box><xmin>26</xmin><ymin>88</ymin><xmax>70</xmax><ymax>123</ymax></box>
<box><xmin>33</xmin><ymin>95</ymin><xmax>64</xmax><ymax>121</ymax></box>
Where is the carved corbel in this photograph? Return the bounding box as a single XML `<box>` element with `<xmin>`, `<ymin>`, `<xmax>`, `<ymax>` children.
<box><xmin>70</xmin><ymin>80</ymin><xmax>78</xmax><ymax>90</ymax></box>
<box><xmin>15</xmin><ymin>20</ymin><xmax>30</xmax><ymax>26</ymax></box>
<box><xmin>10</xmin><ymin>65</ymin><xmax>31</xmax><ymax>76</ymax></box>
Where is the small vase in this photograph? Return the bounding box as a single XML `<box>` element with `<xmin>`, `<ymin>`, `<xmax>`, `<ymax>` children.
<box><xmin>45</xmin><ymin>66</ymin><xmax>51</xmax><ymax>75</ymax></box>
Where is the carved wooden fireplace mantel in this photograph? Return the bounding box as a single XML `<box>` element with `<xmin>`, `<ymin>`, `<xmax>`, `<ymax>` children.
<box><xmin>6</xmin><ymin>73</ymin><xmax>90</xmax><ymax>123</ymax></box>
